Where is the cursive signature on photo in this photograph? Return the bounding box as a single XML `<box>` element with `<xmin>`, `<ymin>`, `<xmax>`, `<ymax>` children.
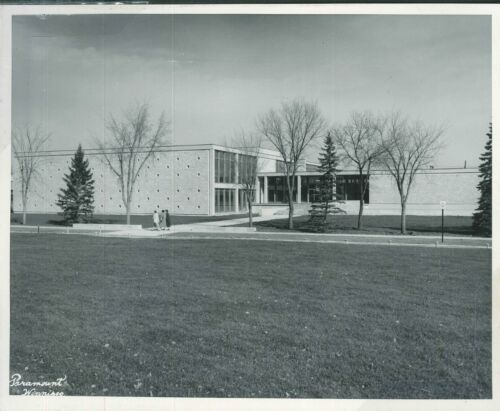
<box><xmin>9</xmin><ymin>373</ymin><xmax>67</xmax><ymax>396</ymax></box>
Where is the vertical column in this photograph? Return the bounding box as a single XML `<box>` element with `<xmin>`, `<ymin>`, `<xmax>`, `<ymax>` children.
<box><xmin>264</xmin><ymin>176</ymin><xmax>268</xmax><ymax>203</ymax></box>
<box><xmin>297</xmin><ymin>175</ymin><xmax>302</xmax><ymax>203</ymax></box>
<box><xmin>209</xmin><ymin>148</ymin><xmax>215</xmax><ymax>215</ymax></box>
<box><xmin>234</xmin><ymin>153</ymin><xmax>239</xmax><ymax>212</ymax></box>
<box><xmin>256</xmin><ymin>177</ymin><xmax>261</xmax><ymax>203</ymax></box>
<box><xmin>234</xmin><ymin>153</ymin><xmax>239</xmax><ymax>185</ymax></box>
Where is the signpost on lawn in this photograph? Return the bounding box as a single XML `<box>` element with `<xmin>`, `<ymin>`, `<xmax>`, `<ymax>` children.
<box><xmin>440</xmin><ymin>201</ymin><xmax>446</xmax><ymax>243</ymax></box>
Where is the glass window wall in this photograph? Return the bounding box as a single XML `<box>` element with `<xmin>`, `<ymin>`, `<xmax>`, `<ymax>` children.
<box><xmin>215</xmin><ymin>188</ymin><xmax>236</xmax><ymax>213</ymax></box>
<box><xmin>336</xmin><ymin>175</ymin><xmax>369</xmax><ymax>203</ymax></box>
<box><xmin>239</xmin><ymin>189</ymin><xmax>255</xmax><ymax>211</ymax></box>
<box><xmin>215</xmin><ymin>150</ymin><xmax>236</xmax><ymax>183</ymax></box>
<box><xmin>267</xmin><ymin>176</ymin><xmax>297</xmax><ymax>203</ymax></box>
<box><xmin>238</xmin><ymin>154</ymin><xmax>257</xmax><ymax>184</ymax></box>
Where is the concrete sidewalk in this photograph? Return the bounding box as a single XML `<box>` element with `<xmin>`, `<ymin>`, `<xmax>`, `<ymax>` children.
<box><xmin>10</xmin><ymin>222</ymin><xmax>258</xmax><ymax>237</ymax></box>
<box><xmin>100</xmin><ymin>224</ymin><xmax>258</xmax><ymax>238</ymax></box>
<box><xmin>11</xmin><ymin>224</ymin><xmax>492</xmax><ymax>248</ymax></box>
<box><xmin>179</xmin><ymin>214</ymin><xmax>288</xmax><ymax>227</ymax></box>
<box><xmin>93</xmin><ymin>214</ymin><xmax>284</xmax><ymax>236</ymax></box>
<box><xmin>166</xmin><ymin>231</ymin><xmax>492</xmax><ymax>249</ymax></box>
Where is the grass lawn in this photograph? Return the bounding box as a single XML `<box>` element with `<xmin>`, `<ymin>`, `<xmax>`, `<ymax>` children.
<box><xmin>10</xmin><ymin>234</ymin><xmax>491</xmax><ymax>398</ymax></box>
<box><xmin>242</xmin><ymin>215</ymin><xmax>480</xmax><ymax>236</ymax></box>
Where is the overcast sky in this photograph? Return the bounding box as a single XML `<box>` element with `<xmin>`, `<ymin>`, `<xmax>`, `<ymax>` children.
<box><xmin>12</xmin><ymin>14</ymin><xmax>491</xmax><ymax>167</ymax></box>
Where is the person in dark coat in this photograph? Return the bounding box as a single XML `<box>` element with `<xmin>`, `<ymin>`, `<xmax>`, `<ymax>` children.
<box><xmin>160</xmin><ymin>209</ymin><xmax>167</xmax><ymax>230</ymax></box>
<box><xmin>165</xmin><ymin>209</ymin><xmax>171</xmax><ymax>230</ymax></box>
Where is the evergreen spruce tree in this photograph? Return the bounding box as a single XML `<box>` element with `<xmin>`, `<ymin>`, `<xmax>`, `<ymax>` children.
<box><xmin>308</xmin><ymin>133</ymin><xmax>344</xmax><ymax>232</ymax></box>
<box><xmin>56</xmin><ymin>145</ymin><xmax>95</xmax><ymax>224</ymax></box>
<box><xmin>473</xmin><ymin>124</ymin><xmax>492</xmax><ymax>236</ymax></box>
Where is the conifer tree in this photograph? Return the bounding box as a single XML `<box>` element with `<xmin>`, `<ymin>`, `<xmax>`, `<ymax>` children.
<box><xmin>308</xmin><ymin>132</ymin><xmax>344</xmax><ymax>231</ymax></box>
<box><xmin>473</xmin><ymin>124</ymin><xmax>492</xmax><ymax>236</ymax></box>
<box><xmin>56</xmin><ymin>145</ymin><xmax>95</xmax><ymax>224</ymax></box>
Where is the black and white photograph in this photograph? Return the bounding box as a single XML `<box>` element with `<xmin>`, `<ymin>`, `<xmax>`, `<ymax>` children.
<box><xmin>0</xmin><ymin>3</ymin><xmax>496</xmax><ymax>410</ymax></box>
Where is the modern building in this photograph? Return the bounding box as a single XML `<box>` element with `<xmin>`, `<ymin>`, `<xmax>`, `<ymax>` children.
<box><xmin>11</xmin><ymin>143</ymin><xmax>480</xmax><ymax>217</ymax></box>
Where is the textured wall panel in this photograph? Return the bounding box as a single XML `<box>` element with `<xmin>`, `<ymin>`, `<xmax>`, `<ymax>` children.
<box><xmin>12</xmin><ymin>149</ymin><xmax>211</xmax><ymax>215</ymax></box>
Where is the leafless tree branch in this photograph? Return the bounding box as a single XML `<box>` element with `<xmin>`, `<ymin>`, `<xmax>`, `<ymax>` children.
<box><xmin>12</xmin><ymin>126</ymin><xmax>51</xmax><ymax>224</ymax></box>
<box><xmin>96</xmin><ymin>102</ymin><xmax>170</xmax><ymax>224</ymax></box>
<box><xmin>257</xmin><ymin>99</ymin><xmax>327</xmax><ymax>229</ymax></box>
<box><xmin>231</xmin><ymin>130</ymin><xmax>264</xmax><ymax>227</ymax></box>
<box><xmin>380</xmin><ymin>112</ymin><xmax>444</xmax><ymax>233</ymax></box>
<box><xmin>331</xmin><ymin>111</ymin><xmax>385</xmax><ymax>229</ymax></box>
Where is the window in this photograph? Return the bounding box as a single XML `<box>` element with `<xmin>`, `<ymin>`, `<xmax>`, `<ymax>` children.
<box><xmin>215</xmin><ymin>150</ymin><xmax>236</xmax><ymax>183</ymax></box>
<box><xmin>238</xmin><ymin>154</ymin><xmax>257</xmax><ymax>184</ymax></box>
<box><xmin>229</xmin><ymin>153</ymin><xmax>235</xmax><ymax>182</ymax></box>
<box><xmin>302</xmin><ymin>175</ymin><xmax>322</xmax><ymax>203</ymax></box>
<box><xmin>215</xmin><ymin>151</ymin><xmax>220</xmax><ymax>182</ymax></box>
<box><xmin>215</xmin><ymin>188</ymin><xmax>236</xmax><ymax>213</ymax></box>
<box><xmin>223</xmin><ymin>152</ymin><xmax>229</xmax><ymax>182</ymax></box>
<box><xmin>239</xmin><ymin>189</ymin><xmax>255</xmax><ymax>211</ymax></box>
<box><xmin>336</xmin><ymin>175</ymin><xmax>369</xmax><ymax>203</ymax></box>
<box><xmin>267</xmin><ymin>176</ymin><xmax>297</xmax><ymax>203</ymax></box>
<box><xmin>299</xmin><ymin>175</ymin><xmax>369</xmax><ymax>203</ymax></box>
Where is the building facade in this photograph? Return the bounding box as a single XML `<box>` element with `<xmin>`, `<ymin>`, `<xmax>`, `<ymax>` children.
<box><xmin>256</xmin><ymin>168</ymin><xmax>479</xmax><ymax>216</ymax></box>
<box><xmin>11</xmin><ymin>144</ymin><xmax>480</xmax><ymax>217</ymax></box>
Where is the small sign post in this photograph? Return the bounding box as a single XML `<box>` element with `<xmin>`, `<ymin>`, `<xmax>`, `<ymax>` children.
<box><xmin>440</xmin><ymin>201</ymin><xmax>446</xmax><ymax>243</ymax></box>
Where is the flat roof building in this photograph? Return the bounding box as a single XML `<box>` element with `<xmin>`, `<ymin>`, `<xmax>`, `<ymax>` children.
<box><xmin>11</xmin><ymin>144</ymin><xmax>480</xmax><ymax>217</ymax></box>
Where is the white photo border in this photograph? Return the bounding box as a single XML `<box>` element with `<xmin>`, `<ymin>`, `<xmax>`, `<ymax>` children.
<box><xmin>0</xmin><ymin>3</ymin><xmax>498</xmax><ymax>411</ymax></box>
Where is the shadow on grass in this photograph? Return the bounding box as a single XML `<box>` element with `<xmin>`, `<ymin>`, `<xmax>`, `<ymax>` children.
<box><xmin>47</xmin><ymin>219</ymin><xmax>69</xmax><ymax>226</ymax></box>
<box><xmin>10</xmin><ymin>214</ymin><xmax>22</xmax><ymax>225</ymax></box>
<box><xmin>48</xmin><ymin>217</ymin><xmax>129</xmax><ymax>226</ymax></box>
<box><xmin>11</xmin><ymin>212</ymin><xmax>260</xmax><ymax>228</ymax></box>
<box><xmin>253</xmin><ymin>215</ymin><xmax>484</xmax><ymax>237</ymax></box>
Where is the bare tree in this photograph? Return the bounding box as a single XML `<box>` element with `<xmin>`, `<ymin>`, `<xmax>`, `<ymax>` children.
<box><xmin>257</xmin><ymin>99</ymin><xmax>327</xmax><ymax>229</ymax></box>
<box><xmin>332</xmin><ymin>111</ymin><xmax>385</xmax><ymax>229</ymax></box>
<box><xmin>12</xmin><ymin>126</ymin><xmax>51</xmax><ymax>225</ymax></box>
<box><xmin>231</xmin><ymin>131</ymin><xmax>263</xmax><ymax>227</ymax></box>
<box><xmin>97</xmin><ymin>103</ymin><xmax>170</xmax><ymax>224</ymax></box>
<box><xmin>381</xmin><ymin>113</ymin><xmax>444</xmax><ymax>234</ymax></box>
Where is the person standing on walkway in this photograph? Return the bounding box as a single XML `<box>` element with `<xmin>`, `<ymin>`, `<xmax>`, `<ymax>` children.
<box><xmin>153</xmin><ymin>210</ymin><xmax>160</xmax><ymax>230</ymax></box>
<box><xmin>160</xmin><ymin>209</ymin><xmax>167</xmax><ymax>230</ymax></box>
<box><xmin>165</xmin><ymin>209</ymin><xmax>171</xmax><ymax>230</ymax></box>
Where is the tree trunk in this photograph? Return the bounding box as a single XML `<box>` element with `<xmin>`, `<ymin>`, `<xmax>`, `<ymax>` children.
<box><xmin>323</xmin><ymin>199</ymin><xmax>328</xmax><ymax>227</ymax></box>
<box><xmin>357</xmin><ymin>174</ymin><xmax>365</xmax><ymax>229</ymax></box>
<box><xmin>286</xmin><ymin>176</ymin><xmax>295</xmax><ymax>230</ymax></box>
<box><xmin>248</xmin><ymin>201</ymin><xmax>253</xmax><ymax>228</ymax></box>
<box><xmin>288</xmin><ymin>201</ymin><xmax>294</xmax><ymax>230</ymax></box>
<box><xmin>126</xmin><ymin>202</ymin><xmax>131</xmax><ymax>225</ymax></box>
<box><xmin>22</xmin><ymin>203</ymin><xmax>27</xmax><ymax>225</ymax></box>
<box><xmin>401</xmin><ymin>200</ymin><xmax>407</xmax><ymax>234</ymax></box>
<box><xmin>357</xmin><ymin>200</ymin><xmax>364</xmax><ymax>229</ymax></box>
